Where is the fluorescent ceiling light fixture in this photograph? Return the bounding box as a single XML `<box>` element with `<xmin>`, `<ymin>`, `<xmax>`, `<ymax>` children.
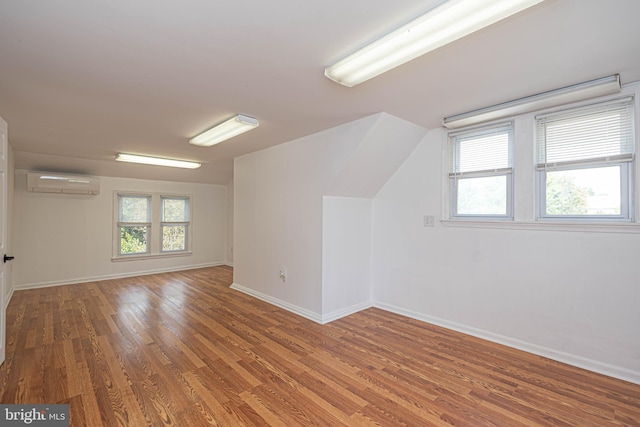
<box><xmin>189</xmin><ymin>114</ymin><xmax>259</xmax><ymax>147</ymax></box>
<box><xmin>443</xmin><ymin>74</ymin><xmax>622</xmax><ymax>129</ymax></box>
<box><xmin>325</xmin><ymin>0</ymin><xmax>544</xmax><ymax>87</ymax></box>
<box><xmin>115</xmin><ymin>153</ymin><xmax>201</xmax><ymax>169</ymax></box>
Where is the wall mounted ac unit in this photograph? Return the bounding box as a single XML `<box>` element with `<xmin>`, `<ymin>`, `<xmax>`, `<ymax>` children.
<box><xmin>27</xmin><ymin>172</ymin><xmax>100</xmax><ymax>195</ymax></box>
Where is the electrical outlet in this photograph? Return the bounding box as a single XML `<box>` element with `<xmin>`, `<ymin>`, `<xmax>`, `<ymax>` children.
<box><xmin>279</xmin><ymin>269</ymin><xmax>287</xmax><ymax>282</ymax></box>
<box><xmin>423</xmin><ymin>215</ymin><xmax>435</xmax><ymax>227</ymax></box>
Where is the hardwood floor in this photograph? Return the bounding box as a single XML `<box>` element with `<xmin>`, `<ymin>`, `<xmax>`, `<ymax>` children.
<box><xmin>0</xmin><ymin>266</ymin><xmax>638</xmax><ymax>426</ymax></box>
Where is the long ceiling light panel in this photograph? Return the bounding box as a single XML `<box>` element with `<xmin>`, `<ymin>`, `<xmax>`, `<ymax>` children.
<box><xmin>190</xmin><ymin>114</ymin><xmax>259</xmax><ymax>147</ymax></box>
<box><xmin>116</xmin><ymin>153</ymin><xmax>201</xmax><ymax>169</ymax></box>
<box><xmin>325</xmin><ymin>0</ymin><xmax>544</xmax><ymax>87</ymax></box>
<box><xmin>442</xmin><ymin>74</ymin><xmax>622</xmax><ymax>129</ymax></box>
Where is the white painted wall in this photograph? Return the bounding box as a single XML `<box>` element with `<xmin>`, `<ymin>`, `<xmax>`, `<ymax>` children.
<box><xmin>371</xmin><ymin>128</ymin><xmax>640</xmax><ymax>383</ymax></box>
<box><xmin>226</xmin><ymin>178</ymin><xmax>234</xmax><ymax>265</ymax></box>
<box><xmin>233</xmin><ymin>119</ymin><xmax>371</xmax><ymax>318</ymax></box>
<box><xmin>13</xmin><ymin>171</ymin><xmax>227</xmax><ymax>288</ymax></box>
<box><xmin>326</xmin><ymin>113</ymin><xmax>427</xmax><ymax>197</ymax></box>
<box><xmin>233</xmin><ymin>113</ymin><xmax>425</xmax><ymax>321</ymax></box>
<box><xmin>322</xmin><ymin>196</ymin><xmax>372</xmax><ymax>321</ymax></box>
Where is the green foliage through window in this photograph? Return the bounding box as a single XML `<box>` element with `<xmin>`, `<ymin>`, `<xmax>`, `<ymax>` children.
<box><xmin>545</xmin><ymin>167</ymin><xmax>621</xmax><ymax>216</ymax></box>
<box><xmin>117</xmin><ymin>194</ymin><xmax>190</xmax><ymax>257</ymax></box>
<box><xmin>161</xmin><ymin>197</ymin><xmax>188</xmax><ymax>252</ymax></box>
<box><xmin>120</xmin><ymin>226</ymin><xmax>148</xmax><ymax>254</ymax></box>
<box><xmin>162</xmin><ymin>225</ymin><xmax>186</xmax><ymax>251</ymax></box>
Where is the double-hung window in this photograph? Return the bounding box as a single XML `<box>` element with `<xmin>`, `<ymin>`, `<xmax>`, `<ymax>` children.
<box><xmin>115</xmin><ymin>192</ymin><xmax>192</xmax><ymax>259</ymax></box>
<box><xmin>449</xmin><ymin>122</ymin><xmax>514</xmax><ymax>219</ymax></box>
<box><xmin>161</xmin><ymin>196</ymin><xmax>189</xmax><ymax>252</ymax></box>
<box><xmin>117</xmin><ymin>195</ymin><xmax>151</xmax><ymax>255</ymax></box>
<box><xmin>536</xmin><ymin>98</ymin><xmax>635</xmax><ymax>221</ymax></box>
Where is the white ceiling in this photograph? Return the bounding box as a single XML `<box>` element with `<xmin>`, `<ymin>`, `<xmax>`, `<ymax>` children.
<box><xmin>1</xmin><ymin>0</ymin><xmax>639</xmax><ymax>185</ymax></box>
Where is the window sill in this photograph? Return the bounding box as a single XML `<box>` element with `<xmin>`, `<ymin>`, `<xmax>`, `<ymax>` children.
<box><xmin>112</xmin><ymin>251</ymin><xmax>192</xmax><ymax>262</ymax></box>
<box><xmin>440</xmin><ymin>219</ymin><xmax>640</xmax><ymax>234</ymax></box>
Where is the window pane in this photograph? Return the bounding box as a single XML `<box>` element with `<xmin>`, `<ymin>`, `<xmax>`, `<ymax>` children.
<box><xmin>120</xmin><ymin>226</ymin><xmax>148</xmax><ymax>254</ymax></box>
<box><xmin>120</xmin><ymin>196</ymin><xmax>149</xmax><ymax>222</ymax></box>
<box><xmin>162</xmin><ymin>225</ymin><xmax>186</xmax><ymax>251</ymax></box>
<box><xmin>545</xmin><ymin>167</ymin><xmax>621</xmax><ymax>215</ymax></box>
<box><xmin>162</xmin><ymin>198</ymin><xmax>187</xmax><ymax>222</ymax></box>
<box><xmin>457</xmin><ymin>175</ymin><xmax>507</xmax><ymax>215</ymax></box>
<box><xmin>456</xmin><ymin>132</ymin><xmax>510</xmax><ymax>173</ymax></box>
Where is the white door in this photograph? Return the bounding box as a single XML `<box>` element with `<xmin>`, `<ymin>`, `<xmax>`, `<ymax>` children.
<box><xmin>0</xmin><ymin>116</ymin><xmax>8</xmax><ymax>365</ymax></box>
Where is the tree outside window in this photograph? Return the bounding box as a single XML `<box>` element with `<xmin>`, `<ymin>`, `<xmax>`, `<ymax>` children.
<box><xmin>115</xmin><ymin>193</ymin><xmax>191</xmax><ymax>258</ymax></box>
<box><xmin>161</xmin><ymin>197</ymin><xmax>189</xmax><ymax>252</ymax></box>
<box><xmin>118</xmin><ymin>195</ymin><xmax>150</xmax><ymax>255</ymax></box>
<box><xmin>536</xmin><ymin>99</ymin><xmax>633</xmax><ymax>220</ymax></box>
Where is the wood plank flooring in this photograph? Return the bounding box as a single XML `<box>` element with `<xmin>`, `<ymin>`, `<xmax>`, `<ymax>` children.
<box><xmin>0</xmin><ymin>266</ymin><xmax>639</xmax><ymax>426</ymax></box>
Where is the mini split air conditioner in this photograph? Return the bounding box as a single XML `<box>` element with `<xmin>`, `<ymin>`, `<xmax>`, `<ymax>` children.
<box><xmin>27</xmin><ymin>172</ymin><xmax>100</xmax><ymax>195</ymax></box>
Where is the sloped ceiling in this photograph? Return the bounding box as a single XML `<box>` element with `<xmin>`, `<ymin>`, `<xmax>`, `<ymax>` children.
<box><xmin>325</xmin><ymin>113</ymin><xmax>427</xmax><ymax>198</ymax></box>
<box><xmin>1</xmin><ymin>0</ymin><xmax>639</xmax><ymax>184</ymax></box>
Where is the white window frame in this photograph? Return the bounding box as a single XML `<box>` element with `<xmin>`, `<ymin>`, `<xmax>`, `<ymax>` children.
<box><xmin>535</xmin><ymin>98</ymin><xmax>635</xmax><ymax>222</ymax></box>
<box><xmin>116</xmin><ymin>194</ymin><xmax>151</xmax><ymax>256</ymax></box>
<box><xmin>113</xmin><ymin>191</ymin><xmax>193</xmax><ymax>261</ymax></box>
<box><xmin>448</xmin><ymin>122</ymin><xmax>514</xmax><ymax>220</ymax></box>
<box><xmin>441</xmin><ymin>82</ymin><xmax>640</xmax><ymax>233</ymax></box>
<box><xmin>160</xmin><ymin>196</ymin><xmax>190</xmax><ymax>253</ymax></box>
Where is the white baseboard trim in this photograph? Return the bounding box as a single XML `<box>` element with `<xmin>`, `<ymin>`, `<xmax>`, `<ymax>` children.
<box><xmin>374</xmin><ymin>301</ymin><xmax>640</xmax><ymax>386</ymax></box>
<box><xmin>320</xmin><ymin>301</ymin><xmax>373</xmax><ymax>324</ymax></box>
<box><xmin>230</xmin><ymin>283</ymin><xmax>373</xmax><ymax>325</ymax></box>
<box><xmin>230</xmin><ymin>283</ymin><xmax>323</xmax><ymax>323</ymax></box>
<box><xmin>13</xmin><ymin>262</ymin><xmax>227</xmax><ymax>291</ymax></box>
<box><xmin>224</xmin><ymin>262</ymin><xmax>234</xmax><ymax>267</ymax></box>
